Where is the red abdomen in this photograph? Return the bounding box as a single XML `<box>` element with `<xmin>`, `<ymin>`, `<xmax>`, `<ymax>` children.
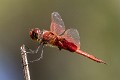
<box><xmin>55</xmin><ymin>38</ymin><xmax>77</xmax><ymax>52</ymax></box>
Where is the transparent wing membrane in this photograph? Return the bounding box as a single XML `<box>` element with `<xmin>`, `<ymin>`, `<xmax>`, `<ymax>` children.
<box><xmin>62</xmin><ymin>29</ymin><xmax>80</xmax><ymax>49</ymax></box>
<box><xmin>50</xmin><ymin>12</ymin><xmax>65</xmax><ymax>35</ymax></box>
<box><xmin>50</xmin><ymin>12</ymin><xmax>80</xmax><ymax>49</ymax></box>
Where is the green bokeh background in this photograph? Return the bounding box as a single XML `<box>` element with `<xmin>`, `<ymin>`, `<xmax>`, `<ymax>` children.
<box><xmin>0</xmin><ymin>0</ymin><xmax>120</xmax><ymax>80</ymax></box>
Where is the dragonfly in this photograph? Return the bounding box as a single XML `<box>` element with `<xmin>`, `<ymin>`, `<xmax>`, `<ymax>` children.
<box><xmin>29</xmin><ymin>12</ymin><xmax>106</xmax><ymax>64</ymax></box>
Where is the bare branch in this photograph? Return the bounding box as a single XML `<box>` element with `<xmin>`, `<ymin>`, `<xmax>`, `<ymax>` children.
<box><xmin>20</xmin><ymin>44</ymin><xmax>31</xmax><ymax>80</ymax></box>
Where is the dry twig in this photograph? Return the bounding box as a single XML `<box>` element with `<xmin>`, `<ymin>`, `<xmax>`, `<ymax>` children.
<box><xmin>20</xmin><ymin>44</ymin><xmax>31</xmax><ymax>80</ymax></box>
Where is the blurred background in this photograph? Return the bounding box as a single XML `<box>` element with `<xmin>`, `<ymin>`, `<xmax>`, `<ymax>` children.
<box><xmin>0</xmin><ymin>0</ymin><xmax>120</xmax><ymax>80</ymax></box>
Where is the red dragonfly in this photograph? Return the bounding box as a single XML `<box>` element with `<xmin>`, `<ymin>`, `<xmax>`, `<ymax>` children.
<box><xmin>29</xmin><ymin>12</ymin><xmax>106</xmax><ymax>64</ymax></box>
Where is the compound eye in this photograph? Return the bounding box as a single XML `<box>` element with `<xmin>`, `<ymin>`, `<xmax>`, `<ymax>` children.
<box><xmin>29</xmin><ymin>28</ymin><xmax>41</xmax><ymax>41</ymax></box>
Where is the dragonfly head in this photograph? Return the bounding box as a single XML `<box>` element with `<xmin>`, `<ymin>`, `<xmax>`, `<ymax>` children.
<box><xmin>29</xmin><ymin>28</ymin><xmax>42</xmax><ymax>42</ymax></box>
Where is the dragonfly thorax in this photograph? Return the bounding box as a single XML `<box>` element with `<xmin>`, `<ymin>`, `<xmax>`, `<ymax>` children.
<box><xmin>42</xmin><ymin>31</ymin><xmax>58</xmax><ymax>45</ymax></box>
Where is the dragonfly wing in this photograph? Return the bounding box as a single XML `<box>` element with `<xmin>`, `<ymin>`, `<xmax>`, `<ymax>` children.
<box><xmin>62</xmin><ymin>28</ymin><xmax>80</xmax><ymax>49</ymax></box>
<box><xmin>50</xmin><ymin>12</ymin><xmax>65</xmax><ymax>35</ymax></box>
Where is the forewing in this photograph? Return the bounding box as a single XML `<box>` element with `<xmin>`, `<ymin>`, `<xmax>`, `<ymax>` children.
<box><xmin>50</xmin><ymin>12</ymin><xmax>65</xmax><ymax>35</ymax></box>
<box><xmin>62</xmin><ymin>28</ymin><xmax>80</xmax><ymax>49</ymax></box>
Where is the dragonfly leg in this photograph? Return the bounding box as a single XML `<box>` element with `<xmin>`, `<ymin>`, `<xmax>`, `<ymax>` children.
<box><xmin>23</xmin><ymin>43</ymin><xmax>44</xmax><ymax>63</ymax></box>
<box><xmin>29</xmin><ymin>44</ymin><xmax>44</xmax><ymax>63</ymax></box>
<box><xmin>24</xmin><ymin>44</ymin><xmax>41</xmax><ymax>54</ymax></box>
